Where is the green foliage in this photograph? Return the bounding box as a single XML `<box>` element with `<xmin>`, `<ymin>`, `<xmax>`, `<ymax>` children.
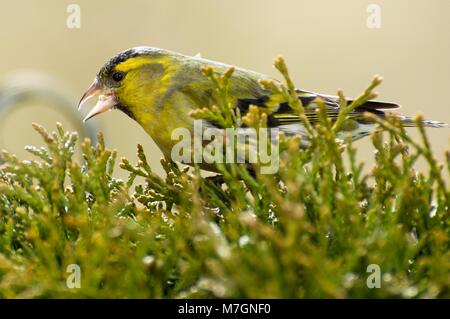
<box><xmin>0</xmin><ymin>58</ymin><xmax>449</xmax><ymax>298</ymax></box>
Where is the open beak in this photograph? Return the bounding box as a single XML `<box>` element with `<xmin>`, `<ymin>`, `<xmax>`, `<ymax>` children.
<box><xmin>78</xmin><ymin>78</ymin><xmax>118</xmax><ymax>122</ymax></box>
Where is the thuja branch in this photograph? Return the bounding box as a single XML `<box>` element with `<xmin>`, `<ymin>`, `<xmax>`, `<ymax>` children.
<box><xmin>333</xmin><ymin>75</ymin><xmax>382</xmax><ymax>132</ymax></box>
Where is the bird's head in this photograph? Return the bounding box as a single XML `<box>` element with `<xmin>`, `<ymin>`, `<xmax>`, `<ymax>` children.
<box><xmin>78</xmin><ymin>47</ymin><xmax>172</xmax><ymax>122</ymax></box>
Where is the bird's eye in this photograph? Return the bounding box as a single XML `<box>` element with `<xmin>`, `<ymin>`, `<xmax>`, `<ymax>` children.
<box><xmin>112</xmin><ymin>71</ymin><xmax>125</xmax><ymax>82</ymax></box>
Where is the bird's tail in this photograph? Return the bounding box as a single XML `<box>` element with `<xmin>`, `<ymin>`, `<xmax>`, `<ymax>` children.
<box><xmin>398</xmin><ymin>116</ymin><xmax>448</xmax><ymax>128</ymax></box>
<box><xmin>356</xmin><ymin>100</ymin><xmax>447</xmax><ymax>128</ymax></box>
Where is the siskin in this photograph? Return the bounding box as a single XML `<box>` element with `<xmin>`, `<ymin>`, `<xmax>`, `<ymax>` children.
<box><xmin>79</xmin><ymin>47</ymin><xmax>446</xmax><ymax>167</ymax></box>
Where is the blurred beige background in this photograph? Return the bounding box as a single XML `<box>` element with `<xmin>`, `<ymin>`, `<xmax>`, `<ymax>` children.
<box><xmin>0</xmin><ymin>0</ymin><xmax>449</xmax><ymax>178</ymax></box>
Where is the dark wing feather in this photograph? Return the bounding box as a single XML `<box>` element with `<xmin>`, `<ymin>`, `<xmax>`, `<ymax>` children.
<box><xmin>234</xmin><ymin>89</ymin><xmax>400</xmax><ymax>127</ymax></box>
<box><xmin>354</xmin><ymin>100</ymin><xmax>400</xmax><ymax>110</ymax></box>
<box><xmin>298</xmin><ymin>90</ymin><xmax>401</xmax><ymax>111</ymax></box>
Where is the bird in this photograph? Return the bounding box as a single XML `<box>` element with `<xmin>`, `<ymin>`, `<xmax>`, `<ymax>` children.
<box><xmin>78</xmin><ymin>47</ymin><xmax>446</xmax><ymax>169</ymax></box>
